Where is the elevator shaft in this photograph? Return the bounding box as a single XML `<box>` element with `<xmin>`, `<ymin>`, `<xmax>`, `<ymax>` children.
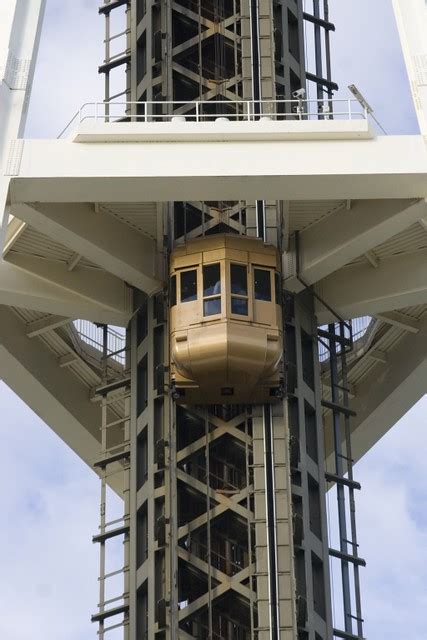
<box><xmin>95</xmin><ymin>1</ymin><xmax>342</xmax><ymax>639</ymax></box>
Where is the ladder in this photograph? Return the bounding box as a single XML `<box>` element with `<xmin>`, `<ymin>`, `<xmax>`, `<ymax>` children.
<box><xmin>92</xmin><ymin>325</ymin><xmax>131</xmax><ymax>639</ymax></box>
<box><xmin>99</xmin><ymin>0</ymin><xmax>131</xmax><ymax>119</ymax></box>
<box><xmin>320</xmin><ymin>321</ymin><xmax>365</xmax><ymax>640</ymax></box>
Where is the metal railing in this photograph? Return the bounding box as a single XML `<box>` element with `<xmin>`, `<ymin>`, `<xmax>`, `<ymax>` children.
<box><xmin>318</xmin><ymin>316</ymin><xmax>372</xmax><ymax>363</ymax></box>
<box><xmin>73</xmin><ymin>317</ymin><xmax>369</xmax><ymax>367</ymax></box>
<box><xmin>58</xmin><ymin>98</ymin><xmax>368</xmax><ymax>137</ymax></box>
<box><xmin>74</xmin><ymin>320</ymin><xmax>126</xmax><ymax>365</ymax></box>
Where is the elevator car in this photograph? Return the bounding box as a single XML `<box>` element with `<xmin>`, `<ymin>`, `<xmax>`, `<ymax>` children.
<box><xmin>169</xmin><ymin>234</ymin><xmax>283</xmax><ymax>404</ymax></box>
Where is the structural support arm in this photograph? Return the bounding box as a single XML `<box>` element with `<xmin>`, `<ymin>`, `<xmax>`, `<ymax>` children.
<box><xmin>315</xmin><ymin>250</ymin><xmax>427</xmax><ymax>323</ymax></box>
<box><xmin>12</xmin><ymin>203</ymin><xmax>162</xmax><ymax>294</ymax></box>
<box><xmin>284</xmin><ymin>199</ymin><xmax>427</xmax><ymax>291</ymax></box>
<box><xmin>0</xmin><ymin>256</ymin><xmax>132</xmax><ymax>326</ymax></box>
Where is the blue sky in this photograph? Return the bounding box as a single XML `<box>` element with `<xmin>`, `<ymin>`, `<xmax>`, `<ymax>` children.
<box><xmin>1</xmin><ymin>0</ymin><xmax>426</xmax><ymax>638</ymax></box>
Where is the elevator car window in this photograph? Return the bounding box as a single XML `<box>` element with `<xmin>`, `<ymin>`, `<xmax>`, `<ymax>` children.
<box><xmin>254</xmin><ymin>268</ymin><xmax>271</xmax><ymax>301</ymax></box>
<box><xmin>181</xmin><ymin>270</ymin><xmax>197</xmax><ymax>302</ymax></box>
<box><xmin>231</xmin><ymin>263</ymin><xmax>248</xmax><ymax>315</ymax></box>
<box><xmin>203</xmin><ymin>263</ymin><xmax>221</xmax><ymax>316</ymax></box>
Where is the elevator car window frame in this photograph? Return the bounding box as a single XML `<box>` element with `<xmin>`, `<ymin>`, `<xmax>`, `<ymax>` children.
<box><xmin>203</xmin><ymin>262</ymin><xmax>221</xmax><ymax>317</ymax></box>
<box><xmin>180</xmin><ymin>269</ymin><xmax>197</xmax><ymax>303</ymax></box>
<box><xmin>254</xmin><ymin>267</ymin><xmax>272</xmax><ymax>302</ymax></box>
<box><xmin>275</xmin><ymin>271</ymin><xmax>281</xmax><ymax>305</ymax></box>
<box><xmin>170</xmin><ymin>275</ymin><xmax>177</xmax><ymax>307</ymax></box>
<box><xmin>230</xmin><ymin>263</ymin><xmax>249</xmax><ymax>316</ymax></box>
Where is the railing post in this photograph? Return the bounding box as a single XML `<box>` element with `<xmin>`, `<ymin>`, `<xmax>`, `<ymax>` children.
<box><xmin>348</xmin><ymin>99</ymin><xmax>352</xmax><ymax>120</ymax></box>
<box><xmin>196</xmin><ymin>101</ymin><xmax>199</xmax><ymax>122</ymax></box>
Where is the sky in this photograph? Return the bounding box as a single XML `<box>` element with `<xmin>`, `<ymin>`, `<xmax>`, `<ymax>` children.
<box><xmin>1</xmin><ymin>0</ymin><xmax>426</xmax><ymax>638</ymax></box>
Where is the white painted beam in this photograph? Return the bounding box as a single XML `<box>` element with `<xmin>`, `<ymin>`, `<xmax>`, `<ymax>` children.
<box><xmin>364</xmin><ymin>250</ymin><xmax>379</xmax><ymax>268</ymax></box>
<box><xmin>316</xmin><ymin>250</ymin><xmax>427</xmax><ymax>323</ymax></box>
<box><xmin>325</xmin><ymin>316</ymin><xmax>427</xmax><ymax>464</ymax></box>
<box><xmin>3</xmin><ymin>216</ymin><xmax>26</xmax><ymax>256</ymax></box>
<box><xmin>393</xmin><ymin>0</ymin><xmax>427</xmax><ymax>135</ymax></box>
<box><xmin>0</xmin><ymin>305</ymin><xmax>122</xmax><ymax>493</ymax></box>
<box><xmin>0</xmin><ymin>0</ymin><xmax>46</xmax><ymax>250</ymax></box>
<box><xmin>67</xmin><ymin>252</ymin><xmax>81</xmax><ymax>272</ymax></box>
<box><xmin>284</xmin><ymin>199</ymin><xmax>426</xmax><ymax>291</ymax></box>
<box><xmin>0</xmin><ymin>257</ymin><xmax>131</xmax><ymax>326</ymax></box>
<box><xmin>26</xmin><ymin>314</ymin><xmax>70</xmax><ymax>337</ymax></box>
<box><xmin>7</xmin><ymin>135</ymin><xmax>427</xmax><ymax>204</ymax></box>
<box><xmin>58</xmin><ymin>352</ymin><xmax>80</xmax><ymax>368</ymax></box>
<box><xmin>375</xmin><ymin>311</ymin><xmax>420</xmax><ymax>333</ymax></box>
<box><xmin>367</xmin><ymin>349</ymin><xmax>388</xmax><ymax>364</ymax></box>
<box><xmin>73</xmin><ymin>119</ymin><xmax>374</xmax><ymax>143</ymax></box>
<box><xmin>12</xmin><ymin>202</ymin><xmax>162</xmax><ymax>294</ymax></box>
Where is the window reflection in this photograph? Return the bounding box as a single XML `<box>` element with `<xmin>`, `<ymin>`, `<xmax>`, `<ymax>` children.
<box><xmin>254</xmin><ymin>268</ymin><xmax>271</xmax><ymax>301</ymax></box>
<box><xmin>181</xmin><ymin>270</ymin><xmax>197</xmax><ymax>302</ymax></box>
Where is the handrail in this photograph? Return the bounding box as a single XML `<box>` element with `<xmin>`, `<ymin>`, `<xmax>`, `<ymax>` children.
<box><xmin>58</xmin><ymin>98</ymin><xmax>368</xmax><ymax>137</ymax></box>
<box><xmin>318</xmin><ymin>316</ymin><xmax>373</xmax><ymax>363</ymax></box>
<box><xmin>73</xmin><ymin>320</ymin><xmax>126</xmax><ymax>365</ymax></box>
<box><xmin>73</xmin><ymin>317</ymin><xmax>369</xmax><ymax>367</ymax></box>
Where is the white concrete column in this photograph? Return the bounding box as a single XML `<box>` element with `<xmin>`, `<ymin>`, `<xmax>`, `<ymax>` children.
<box><xmin>0</xmin><ymin>0</ymin><xmax>46</xmax><ymax>249</ymax></box>
<box><xmin>393</xmin><ymin>0</ymin><xmax>427</xmax><ymax>136</ymax></box>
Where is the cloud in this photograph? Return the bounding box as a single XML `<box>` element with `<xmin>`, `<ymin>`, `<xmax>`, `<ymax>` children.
<box><xmin>0</xmin><ymin>382</ymin><xmax>123</xmax><ymax>640</ymax></box>
<box><xmin>26</xmin><ymin>0</ymin><xmax>106</xmax><ymax>138</ymax></box>
<box><xmin>328</xmin><ymin>0</ymin><xmax>418</xmax><ymax>134</ymax></box>
<box><xmin>328</xmin><ymin>396</ymin><xmax>427</xmax><ymax>639</ymax></box>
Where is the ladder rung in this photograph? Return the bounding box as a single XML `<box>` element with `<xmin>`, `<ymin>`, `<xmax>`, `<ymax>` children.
<box><xmin>317</xmin><ymin>328</ymin><xmax>352</xmax><ymax>345</ymax></box>
<box><xmin>99</xmin><ymin>0</ymin><xmax>129</xmax><ymax>14</ymax></box>
<box><xmin>91</xmin><ymin>603</ymin><xmax>129</xmax><ymax>623</ymax></box>
<box><xmin>325</xmin><ymin>472</ymin><xmax>361</xmax><ymax>490</ymax></box>
<box><xmin>101</xmin><ymin>594</ymin><xmax>127</xmax><ymax>607</ymax></box>
<box><xmin>101</xmin><ymin>620</ymin><xmax>127</xmax><ymax>634</ymax></box>
<box><xmin>93</xmin><ymin>525</ymin><xmax>130</xmax><ymax>544</ymax></box>
<box><xmin>321</xmin><ymin>399</ymin><xmax>356</xmax><ymax>417</ymax></box>
<box><xmin>333</xmin><ymin>629</ymin><xmax>364</xmax><ymax>640</ymax></box>
<box><xmin>329</xmin><ymin>547</ymin><xmax>366</xmax><ymax>567</ymax></box>
<box><xmin>94</xmin><ymin>449</ymin><xmax>130</xmax><ymax>469</ymax></box>
<box><xmin>104</xmin><ymin>516</ymin><xmax>125</xmax><ymax>527</ymax></box>
<box><xmin>104</xmin><ymin>415</ymin><xmax>129</xmax><ymax>429</ymax></box>
<box><xmin>99</xmin><ymin>53</ymin><xmax>131</xmax><ymax>74</ymax></box>
<box><xmin>95</xmin><ymin>377</ymin><xmax>131</xmax><ymax>397</ymax></box>
<box><xmin>101</xmin><ymin>566</ymin><xmax>128</xmax><ymax>580</ymax></box>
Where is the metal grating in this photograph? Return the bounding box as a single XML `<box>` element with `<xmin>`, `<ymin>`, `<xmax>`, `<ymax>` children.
<box><xmin>100</xmin><ymin>202</ymin><xmax>158</xmax><ymax>239</ymax></box>
<box><xmin>289</xmin><ymin>199</ymin><xmax>347</xmax><ymax>232</ymax></box>
<box><xmin>351</xmin><ymin>222</ymin><xmax>427</xmax><ymax>266</ymax></box>
<box><xmin>10</xmin><ymin>226</ymin><xmax>100</xmax><ymax>269</ymax></box>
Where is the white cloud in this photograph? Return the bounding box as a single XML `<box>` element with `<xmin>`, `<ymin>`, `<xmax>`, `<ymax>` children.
<box><xmin>328</xmin><ymin>0</ymin><xmax>418</xmax><ymax>134</ymax></box>
<box><xmin>0</xmin><ymin>382</ymin><xmax>123</xmax><ymax>640</ymax></box>
<box><xmin>26</xmin><ymin>0</ymin><xmax>105</xmax><ymax>138</ymax></box>
<box><xmin>343</xmin><ymin>396</ymin><xmax>427</xmax><ymax>639</ymax></box>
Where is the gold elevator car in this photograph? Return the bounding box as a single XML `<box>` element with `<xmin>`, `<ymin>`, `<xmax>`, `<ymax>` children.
<box><xmin>169</xmin><ymin>234</ymin><xmax>283</xmax><ymax>404</ymax></box>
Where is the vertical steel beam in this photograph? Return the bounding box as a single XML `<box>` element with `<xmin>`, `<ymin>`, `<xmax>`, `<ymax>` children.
<box><xmin>0</xmin><ymin>0</ymin><xmax>46</xmax><ymax>251</ymax></box>
<box><xmin>285</xmin><ymin>291</ymin><xmax>333</xmax><ymax>640</ymax></box>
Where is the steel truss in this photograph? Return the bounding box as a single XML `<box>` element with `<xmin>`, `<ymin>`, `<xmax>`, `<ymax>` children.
<box><xmin>92</xmin><ymin>2</ymin><xmax>350</xmax><ymax>639</ymax></box>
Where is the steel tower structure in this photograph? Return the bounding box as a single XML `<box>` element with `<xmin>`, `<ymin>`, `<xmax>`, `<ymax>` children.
<box><xmin>95</xmin><ymin>2</ymin><xmax>355</xmax><ymax>640</ymax></box>
<box><xmin>4</xmin><ymin>2</ymin><xmax>427</xmax><ymax>640</ymax></box>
